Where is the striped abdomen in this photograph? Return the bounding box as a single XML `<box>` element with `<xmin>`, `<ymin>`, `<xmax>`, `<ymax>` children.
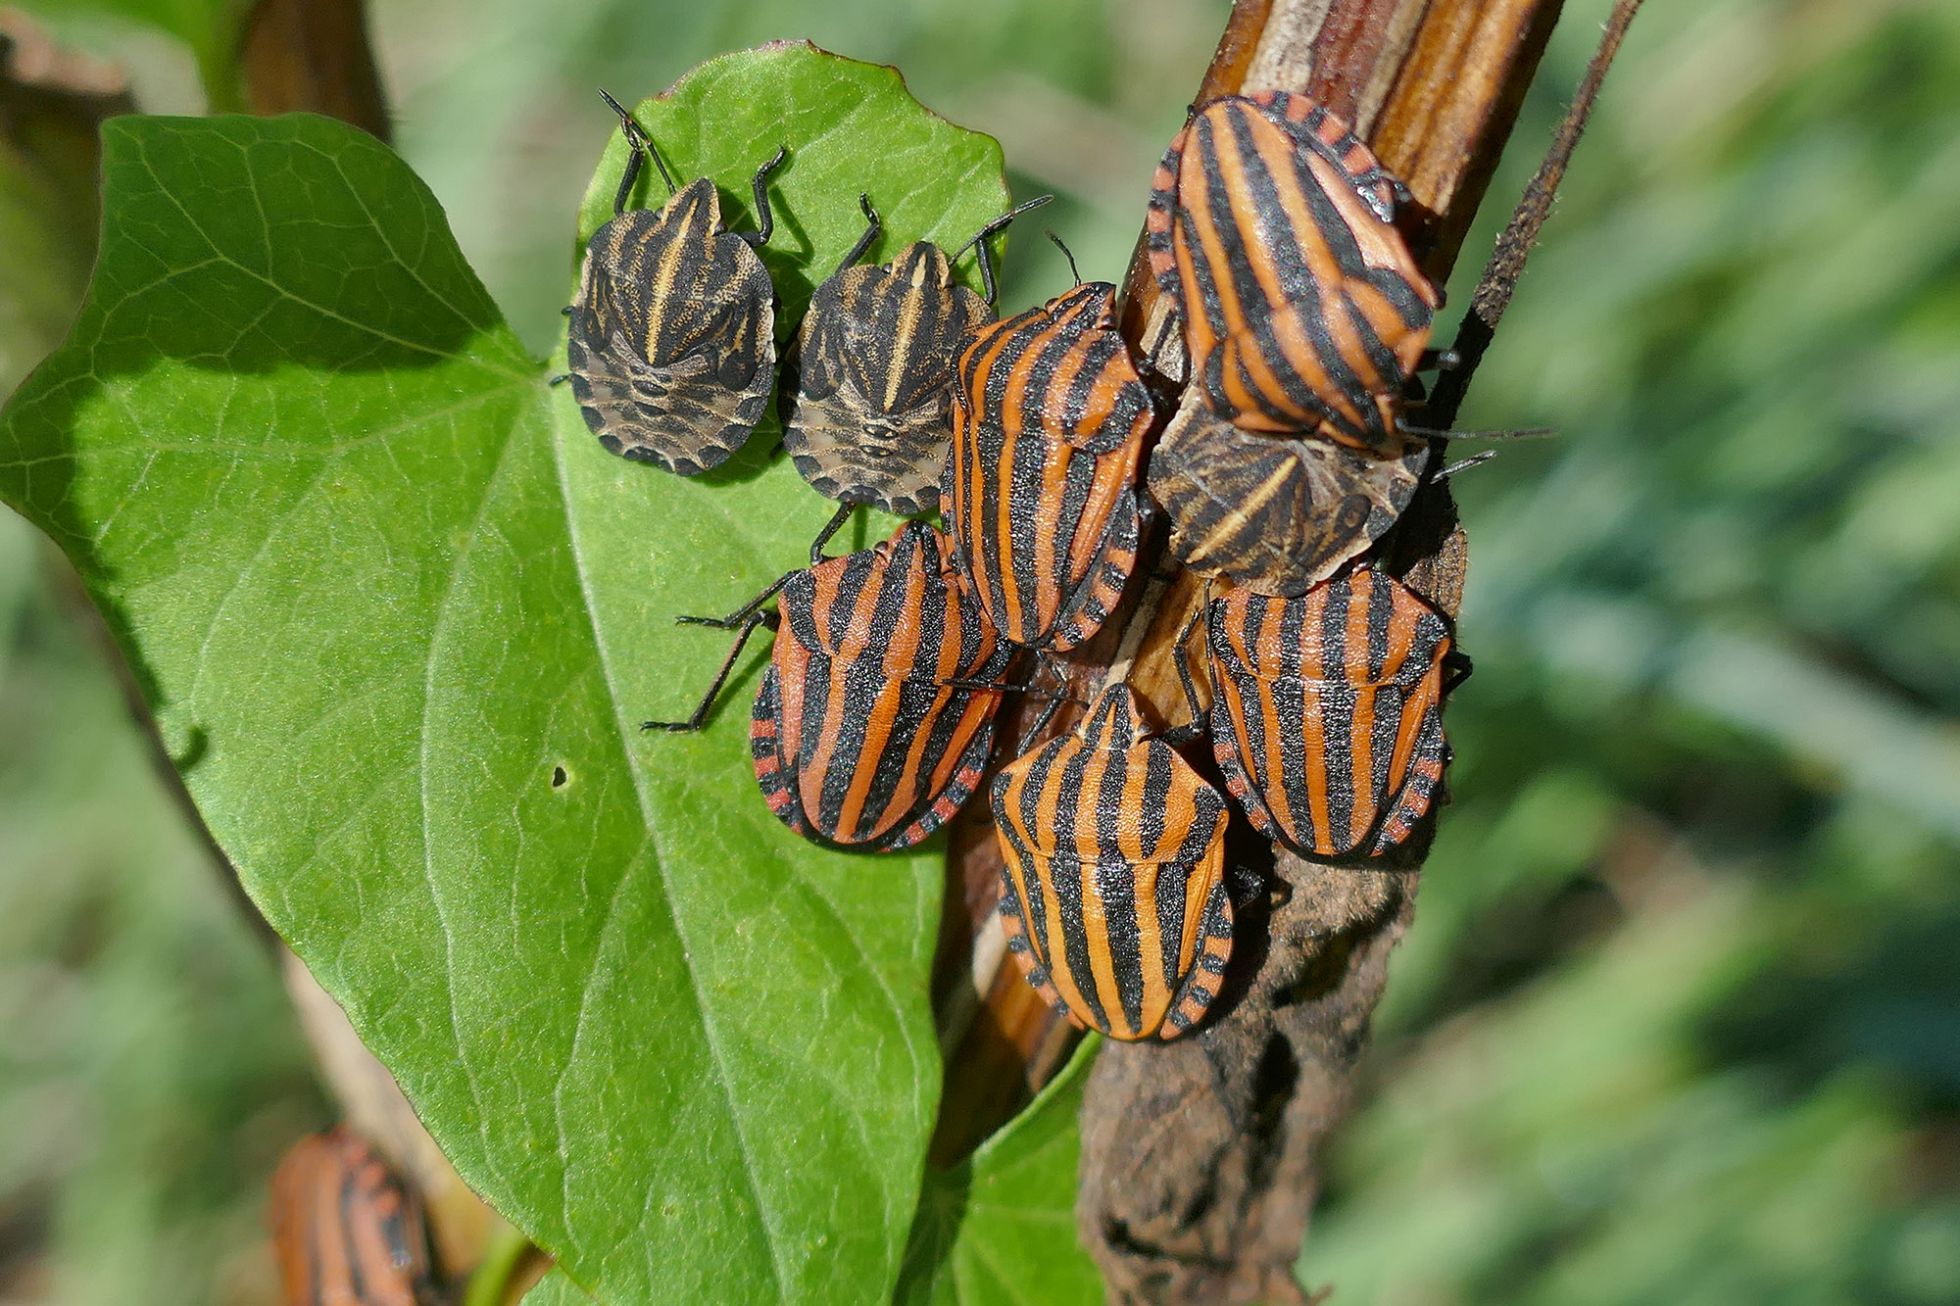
<box><xmin>570</xmin><ymin>177</ymin><xmax>776</xmax><ymax>475</ymax></box>
<box><xmin>946</xmin><ymin>282</ymin><xmax>1155</xmax><ymax>651</ymax></box>
<box><xmin>992</xmin><ymin>685</ymin><xmax>1232</xmax><ymax>1040</ymax></box>
<box><xmin>1144</xmin><ymin>91</ymin><xmax>1437</xmax><ymax>452</ymax></box>
<box><xmin>1146</xmin><ymin>392</ymin><xmax>1425</xmax><ymax>596</ymax></box>
<box><xmin>270</xmin><ymin>1128</ymin><xmax>441</xmax><ymax>1306</ymax></box>
<box><xmin>1206</xmin><ymin>571</ymin><xmax>1452</xmax><ymax>857</ymax></box>
<box><xmin>752</xmin><ymin>521</ymin><xmax>1010</xmax><ymax>850</ymax></box>
<box><xmin>783</xmin><ymin>242</ymin><xmax>992</xmax><ymax>516</ymax></box>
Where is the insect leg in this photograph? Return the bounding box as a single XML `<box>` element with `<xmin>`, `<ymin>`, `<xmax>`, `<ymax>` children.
<box><xmin>641</xmin><ymin>609</ymin><xmax>778</xmax><ymax>733</ymax></box>
<box><xmin>808</xmin><ymin>501</ymin><xmax>856</xmax><ymax>566</ymax></box>
<box><xmin>675</xmin><ymin>572</ymin><xmax>793</xmax><ymax>630</ymax></box>
<box><xmin>833</xmin><ymin>194</ymin><xmax>881</xmax><ymax>276</ymax></box>
<box><xmin>1417</xmin><ymin>347</ymin><xmax>1462</xmax><ymax>371</ymax></box>
<box><xmin>740</xmin><ymin>145</ymin><xmax>791</xmax><ymax>247</ymax></box>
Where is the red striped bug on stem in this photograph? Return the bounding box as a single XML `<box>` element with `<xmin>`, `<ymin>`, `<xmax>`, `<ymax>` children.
<box><xmin>1172</xmin><ymin>568</ymin><xmax>1469</xmax><ymax>859</ymax></box>
<box><xmin>991</xmin><ymin>681</ymin><xmax>1237</xmax><ymax>1041</ymax></box>
<box><xmin>942</xmin><ymin>235</ymin><xmax>1157</xmax><ymax>655</ymax></box>
<box><xmin>556</xmin><ymin>89</ymin><xmax>786</xmax><ymax>476</ymax></box>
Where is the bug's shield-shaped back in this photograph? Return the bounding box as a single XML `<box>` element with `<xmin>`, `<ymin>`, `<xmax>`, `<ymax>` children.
<box><xmin>782</xmin><ymin>243</ymin><xmax>991</xmax><ymax>516</ymax></box>
<box><xmin>569</xmin><ymin>178</ymin><xmax>777</xmax><ymax>476</ymax></box>
<box><xmin>945</xmin><ymin>283</ymin><xmax>1155</xmax><ymax>651</ymax></box>
<box><xmin>1146</xmin><ymin>392</ymin><xmax>1426</xmax><ymax>596</ymax></box>
<box><xmin>990</xmin><ymin>685</ymin><xmax>1233</xmax><ymax>1040</ymax></box>
<box><xmin>751</xmin><ymin>523</ymin><xmax>1009</xmax><ymax>851</ymax></box>
<box><xmin>1143</xmin><ymin>91</ymin><xmax>1437</xmax><ymax>453</ymax></box>
<box><xmin>1206</xmin><ymin>572</ymin><xmax>1453</xmax><ymax>857</ymax></box>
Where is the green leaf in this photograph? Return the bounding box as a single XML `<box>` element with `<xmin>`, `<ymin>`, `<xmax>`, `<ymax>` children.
<box><xmin>896</xmin><ymin>1039</ymin><xmax>1105</xmax><ymax>1305</ymax></box>
<box><xmin>0</xmin><ymin>42</ymin><xmax>1013</xmax><ymax>1305</ymax></box>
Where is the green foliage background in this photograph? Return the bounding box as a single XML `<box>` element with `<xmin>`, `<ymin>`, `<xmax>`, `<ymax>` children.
<box><xmin>1</xmin><ymin>0</ymin><xmax>1956</xmax><ymax>1302</ymax></box>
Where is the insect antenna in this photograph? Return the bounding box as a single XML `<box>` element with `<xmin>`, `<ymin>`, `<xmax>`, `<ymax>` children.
<box><xmin>833</xmin><ymin>193</ymin><xmax>881</xmax><ymax>274</ymax></box>
<box><xmin>740</xmin><ymin>145</ymin><xmax>790</xmax><ymax>247</ymax></box>
<box><xmin>1399</xmin><ymin>423</ymin><xmax>1556</xmax><ymax>441</ymax></box>
<box><xmin>1432</xmin><ymin>450</ymin><xmax>1498</xmax><ymax>481</ymax></box>
<box><xmin>598</xmin><ymin>88</ymin><xmax>676</xmax><ymax>214</ymax></box>
<box><xmin>1045</xmin><ymin>230</ymin><xmax>1083</xmax><ymax>287</ymax></box>
<box><xmin>956</xmin><ymin>193</ymin><xmax>1054</xmax><ymax>304</ymax></box>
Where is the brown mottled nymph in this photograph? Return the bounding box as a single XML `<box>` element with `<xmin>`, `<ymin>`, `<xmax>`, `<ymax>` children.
<box><xmin>565</xmin><ymin>90</ymin><xmax>785</xmax><ymax>476</ymax></box>
<box><xmin>780</xmin><ymin>193</ymin><xmax>1051</xmax><ymax>517</ymax></box>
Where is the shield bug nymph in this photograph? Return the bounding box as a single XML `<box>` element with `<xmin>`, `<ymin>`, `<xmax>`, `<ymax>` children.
<box><xmin>565</xmin><ymin>89</ymin><xmax>785</xmax><ymax>476</ymax></box>
<box><xmin>1202</xmin><ymin>569</ymin><xmax>1461</xmax><ymax>858</ymax></box>
<box><xmin>1144</xmin><ymin>90</ymin><xmax>1440</xmax><ymax>453</ymax></box>
<box><xmin>643</xmin><ymin>522</ymin><xmax>1014</xmax><ymax>852</ymax></box>
<box><xmin>781</xmin><ymin>192</ymin><xmax>1052</xmax><ymax>518</ymax></box>
<box><xmin>943</xmin><ymin>248</ymin><xmax>1156</xmax><ymax>653</ymax></box>
<box><xmin>992</xmin><ymin>683</ymin><xmax>1234</xmax><ymax>1041</ymax></box>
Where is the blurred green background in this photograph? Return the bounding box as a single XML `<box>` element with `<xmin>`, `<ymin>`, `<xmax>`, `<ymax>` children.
<box><xmin>2</xmin><ymin>0</ymin><xmax>1956</xmax><ymax>1302</ymax></box>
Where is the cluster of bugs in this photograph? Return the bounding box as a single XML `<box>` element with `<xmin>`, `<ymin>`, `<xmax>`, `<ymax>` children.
<box><xmin>562</xmin><ymin>87</ymin><xmax>1471</xmax><ymax>1042</ymax></box>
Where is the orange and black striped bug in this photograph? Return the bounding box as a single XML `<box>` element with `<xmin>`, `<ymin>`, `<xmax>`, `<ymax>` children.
<box><xmin>1144</xmin><ymin>90</ymin><xmax>1441</xmax><ymax>453</ymax></box>
<box><xmin>562</xmin><ymin>89</ymin><xmax>785</xmax><ymax>476</ymax></box>
<box><xmin>1145</xmin><ymin>389</ymin><xmax>1427</xmax><ymax>595</ymax></box>
<box><xmin>781</xmin><ymin>192</ymin><xmax>1052</xmax><ymax>517</ymax></box>
<box><xmin>943</xmin><ymin>252</ymin><xmax>1156</xmax><ymax>653</ymax></box>
<box><xmin>644</xmin><ymin>521</ymin><xmax>1013</xmax><ymax>851</ymax></box>
<box><xmin>993</xmin><ymin>682</ymin><xmax>1234</xmax><ymax>1040</ymax></box>
<box><xmin>1199</xmin><ymin>569</ymin><xmax>1465</xmax><ymax>858</ymax></box>
<box><xmin>269</xmin><ymin>1127</ymin><xmax>441</xmax><ymax>1306</ymax></box>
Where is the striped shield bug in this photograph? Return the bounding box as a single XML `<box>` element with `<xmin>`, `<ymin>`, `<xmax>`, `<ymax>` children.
<box><xmin>1143</xmin><ymin>90</ymin><xmax>1440</xmax><ymax>453</ymax></box>
<box><xmin>944</xmin><ymin>265</ymin><xmax>1156</xmax><ymax>652</ymax></box>
<box><xmin>1204</xmin><ymin>569</ymin><xmax>1459</xmax><ymax>857</ymax></box>
<box><xmin>1146</xmin><ymin>390</ymin><xmax>1427</xmax><ymax>596</ymax></box>
<box><xmin>992</xmin><ymin>683</ymin><xmax>1234</xmax><ymax>1040</ymax></box>
<box><xmin>565</xmin><ymin>89</ymin><xmax>785</xmax><ymax>476</ymax></box>
<box><xmin>782</xmin><ymin>193</ymin><xmax>1052</xmax><ymax>517</ymax></box>
<box><xmin>645</xmin><ymin>521</ymin><xmax>1012</xmax><ymax>851</ymax></box>
<box><xmin>269</xmin><ymin>1127</ymin><xmax>441</xmax><ymax>1306</ymax></box>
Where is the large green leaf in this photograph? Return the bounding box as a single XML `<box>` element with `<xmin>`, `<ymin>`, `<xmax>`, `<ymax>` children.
<box><xmin>896</xmin><ymin>1040</ymin><xmax>1104</xmax><ymax>1305</ymax></box>
<box><xmin>0</xmin><ymin>44</ymin><xmax>1012</xmax><ymax>1304</ymax></box>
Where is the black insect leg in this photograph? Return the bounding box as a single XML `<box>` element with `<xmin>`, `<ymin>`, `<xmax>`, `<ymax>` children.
<box><xmin>1157</xmin><ymin>605</ymin><xmax>1213</xmax><ymax>747</ymax></box>
<box><xmin>641</xmin><ymin>609</ymin><xmax>779</xmax><ymax>733</ymax></box>
<box><xmin>808</xmin><ymin>502</ymin><xmax>856</xmax><ymax>565</ymax></box>
<box><xmin>740</xmin><ymin>145</ymin><xmax>791</xmax><ymax>247</ymax></box>
<box><xmin>1443</xmin><ymin>648</ymin><xmax>1475</xmax><ymax>693</ymax></box>
<box><xmin>1416</xmin><ymin>347</ymin><xmax>1461</xmax><ymax>371</ymax></box>
<box><xmin>675</xmin><ymin>572</ymin><xmax>794</xmax><ymax>631</ymax></box>
<box><xmin>834</xmin><ymin>194</ymin><xmax>881</xmax><ymax>276</ymax></box>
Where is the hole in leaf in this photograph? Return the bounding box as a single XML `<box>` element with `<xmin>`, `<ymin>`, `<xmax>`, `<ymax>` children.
<box><xmin>551</xmin><ymin>765</ymin><xmax>569</xmax><ymax>789</ymax></box>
